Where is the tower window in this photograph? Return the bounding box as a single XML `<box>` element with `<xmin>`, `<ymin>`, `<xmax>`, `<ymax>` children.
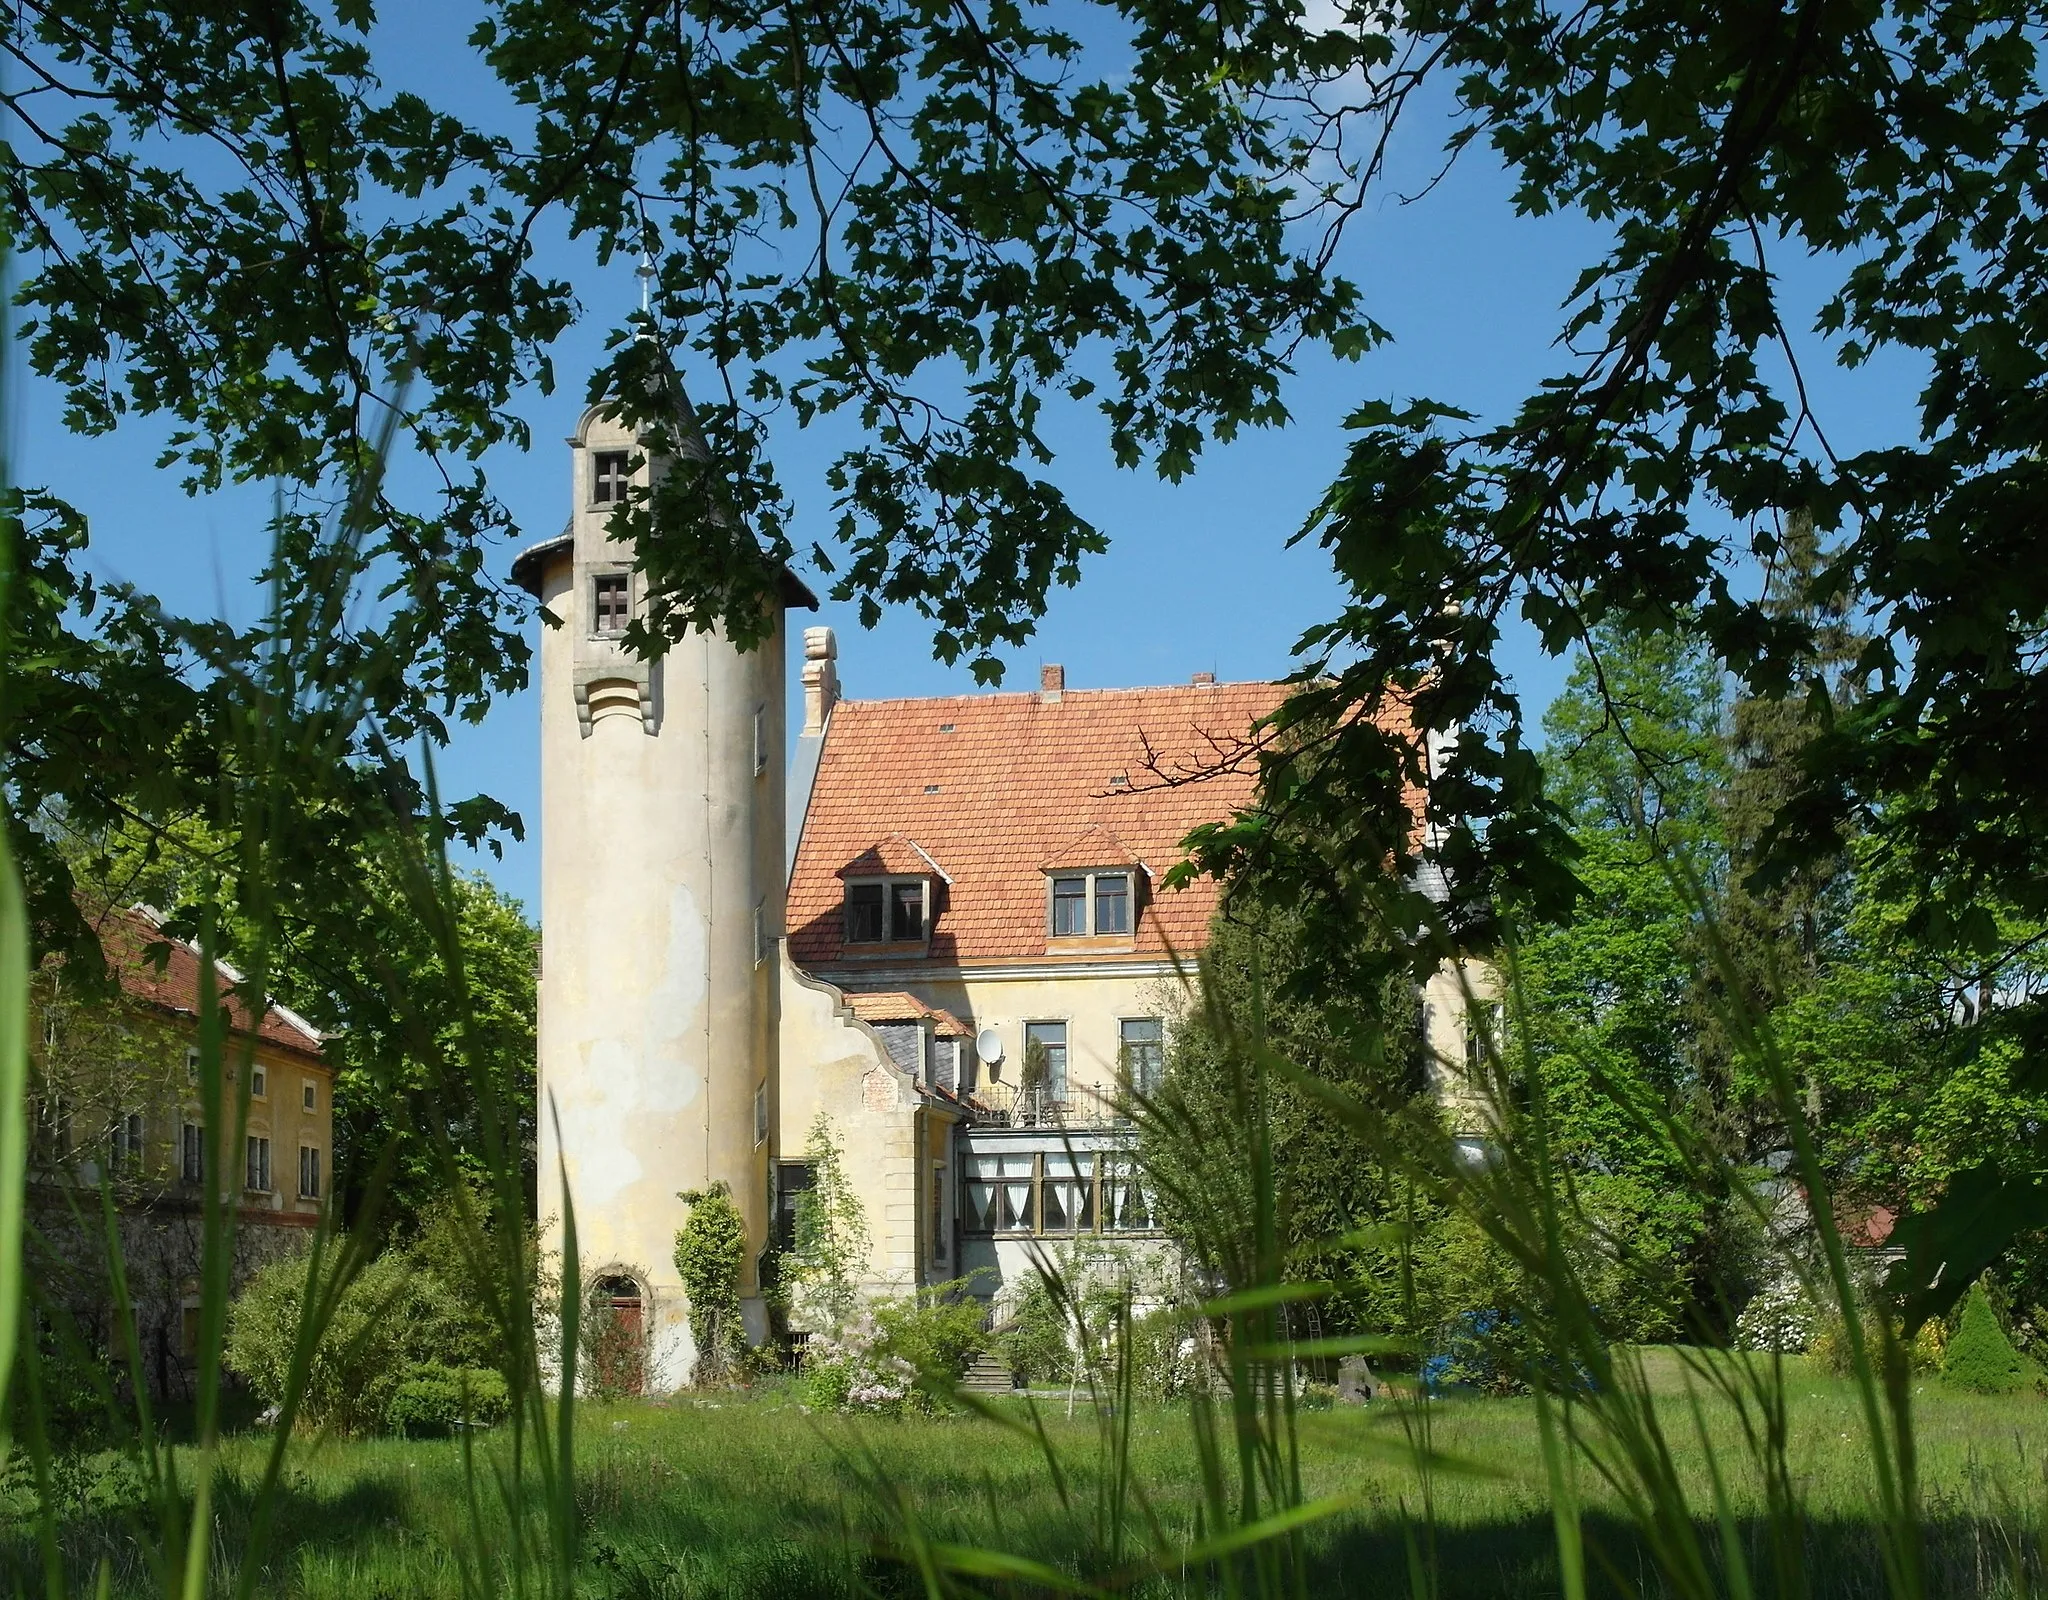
<box><xmin>592</xmin><ymin>573</ymin><xmax>630</xmax><ymax>635</ymax></box>
<box><xmin>592</xmin><ymin>450</ymin><xmax>630</xmax><ymax>506</ymax></box>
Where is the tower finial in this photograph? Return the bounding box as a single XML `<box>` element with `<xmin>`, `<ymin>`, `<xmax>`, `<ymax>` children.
<box><xmin>636</xmin><ymin>254</ymin><xmax>656</xmax><ymax>322</ymax></box>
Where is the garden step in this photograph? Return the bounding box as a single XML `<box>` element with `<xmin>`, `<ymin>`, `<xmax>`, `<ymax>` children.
<box><xmin>961</xmin><ymin>1350</ymin><xmax>1020</xmax><ymax>1395</ymax></box>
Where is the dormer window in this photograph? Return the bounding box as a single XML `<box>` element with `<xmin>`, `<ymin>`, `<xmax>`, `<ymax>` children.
<box><xmin>592</xmin><ymin>450</ymin><xmax>630</xmax><ymax>506</ymax></box>
<box><xmin>844</xmin><ymin>877</ymin><xmax>926</xmax><ymax>944</ymax></box>
<box><xmin>593</xmin><ymin>572</ymin><xmax>630</xmax><ymax>635</ymax></box>
<box><xmin>1048</xmin><ymin>871</ymin><xmax>1134</xmax><ymax>938</ymax></box>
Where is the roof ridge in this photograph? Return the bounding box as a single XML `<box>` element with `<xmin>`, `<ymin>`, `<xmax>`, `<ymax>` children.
<box><xmin>836</xmin><ymin>678</ymin><xmax>1284</xmax><ymax>711</ymax></box>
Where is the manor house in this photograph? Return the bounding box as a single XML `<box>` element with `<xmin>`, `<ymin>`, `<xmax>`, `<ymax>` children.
<box><xmin>513</xmin><ymin>406</ymin><xmax>1483</xmax><ymax>1388</ymax></box>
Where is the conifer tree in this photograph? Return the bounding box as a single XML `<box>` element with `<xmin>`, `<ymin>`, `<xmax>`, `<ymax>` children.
<box><xmin>1942</xmin><ymin>1283</ymin><xmax>2038</xmax><ymax>1395</ymax></box>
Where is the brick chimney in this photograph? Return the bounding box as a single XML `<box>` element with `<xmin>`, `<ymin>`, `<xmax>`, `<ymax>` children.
<box><xmin>1039</xmin><ymin>663</ymin><xmax>1064</xmax><ymax>704</ymax></box>
<box><xmin>1191</xmin><ymin>670</ymin><xmax>1216</xmax><ymax>686</ymax></box>
<box><xmin>802</xmin><ymin>626</ymin><xmax>840</xmax><ymax>735</ymax></box>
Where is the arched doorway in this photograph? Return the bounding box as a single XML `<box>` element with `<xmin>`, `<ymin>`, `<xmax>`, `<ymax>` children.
<box><xmin>587</xmin><ymin>1274</ymin><xmax>645</xmax><ymax>1396</ymax></box>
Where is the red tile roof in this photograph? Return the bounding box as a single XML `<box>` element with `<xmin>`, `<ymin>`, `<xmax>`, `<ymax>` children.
<box><xmin>838</xmin><ymin>833</ymin><xmax>951</xmax><ymax>881</ymax></box>
<box><xmin>94</xmin><ymin>907</ymin><xmax>327</xmax><ymax>1063</ymax></box>
<box><xmin>789</xmin><ymin>675</ymin><xmax>1414</xmax><ymax>967</ymax></box>
<box><xmin>842</xmin><ymin>991</ymin><xmax>974</xmax><ymax>1037</ymax></box>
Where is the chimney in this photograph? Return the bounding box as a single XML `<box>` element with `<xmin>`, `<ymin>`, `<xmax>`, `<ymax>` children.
<box><xmin>802</xmin><ymin>627</ymin><xmax>839</xmax><ymax>736</ymax></box>
<box><xmin>1039</xmin><ymin>663</ymin><xmax>1064</xmax><ymax>704</ymax></box>
<box><xmin>1191</xmin><ymin>670</ymin><xmax>1216</xmax><ymax>687</ymax></box>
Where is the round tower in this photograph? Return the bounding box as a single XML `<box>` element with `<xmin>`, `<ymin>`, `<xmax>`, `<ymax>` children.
<box><xmin>513</xmin><ymin>403</ymin><xmax>811</xmax><ymax>1389</ymax></box>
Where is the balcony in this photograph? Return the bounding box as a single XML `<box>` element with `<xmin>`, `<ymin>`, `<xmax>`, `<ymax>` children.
<box><xmin>968</xmin><ymin>1081</ymin><xmax>1129</xmax><ymax>1130</ymax></box>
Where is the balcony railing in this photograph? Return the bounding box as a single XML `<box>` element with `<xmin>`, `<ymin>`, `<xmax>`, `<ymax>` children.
<box><xmin>968</xmin><ymin>1081</ymin><xmax>1129</xmax><ymax>1130</ymax></box>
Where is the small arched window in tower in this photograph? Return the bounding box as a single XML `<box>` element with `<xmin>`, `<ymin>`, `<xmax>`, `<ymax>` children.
<box><xmin>591</xmin><ymin>450</ymin><xmax>630</xmax><ymax>506</ymax></box>
<box><xmin>592</xmin><ymin>572</ymin><xmax>629</xmax><ymax>636</ymax></box>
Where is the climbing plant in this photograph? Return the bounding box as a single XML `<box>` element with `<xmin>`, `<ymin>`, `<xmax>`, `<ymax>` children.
<box><xmin>674</xmin><ymin>1183</ymin><xmax>747</xmax><ymax>1387</ymax></box>
<box><xmin>781</xmin><ymin>1113</ymin><xmax>870</xmax><ymax>1333</ymax></box>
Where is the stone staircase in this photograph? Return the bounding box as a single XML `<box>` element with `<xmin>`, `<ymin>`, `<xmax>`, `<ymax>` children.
<box><xmin>961</xmin><ymin>1348</ymin><xmax>1021</xmax><ymax>1396</ymax></box>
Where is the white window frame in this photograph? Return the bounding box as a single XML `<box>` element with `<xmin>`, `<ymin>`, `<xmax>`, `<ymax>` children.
<box><xmin>245</xmin><ymin>1135</ymin><xmax>271</xmax><ymax>1194</ymax></box>
<box><xmin>302</xmin><ymin>1078</ymin><xmax>317</xmax><ymax>1113</ymax></box>
<box><xmin>250</xmin><ymin>1062</ymin><xmax>267</xmax><ymax>1101</ymax></box>
<box><xmin>298</xmin><ymin>1144</ymin><xmax>322</xmax><ymax>1200</ymax></box>
<box><xmin>180</xmin><ymin>1122</ymin><xmax>205</xmax><ymax>1185</ymax></box>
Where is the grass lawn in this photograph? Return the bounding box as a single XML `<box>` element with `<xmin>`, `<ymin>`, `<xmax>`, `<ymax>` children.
<box><xmin>12</xmin><ymin>1356</ymin><xmax>2048</xmax><ymax>1597</ymax></box>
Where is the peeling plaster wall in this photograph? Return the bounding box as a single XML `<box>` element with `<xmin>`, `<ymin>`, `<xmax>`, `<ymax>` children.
<box><xmin>776</xmin><ymin>956</ymin><xmax>931</xmax><ymax>1303</ymax></box>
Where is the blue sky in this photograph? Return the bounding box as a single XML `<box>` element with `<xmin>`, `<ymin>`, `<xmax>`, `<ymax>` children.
<box><xmin>15</xmin><ymin>9</ymin><xmax>1923</xmax><ymax>916</ymax></box>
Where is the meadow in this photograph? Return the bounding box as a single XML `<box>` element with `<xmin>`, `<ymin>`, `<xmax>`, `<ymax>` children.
<box><xmin>11</xmin><ymin>1355</ymin><xmax>2048</xmax><ymax>1599</ymax></box>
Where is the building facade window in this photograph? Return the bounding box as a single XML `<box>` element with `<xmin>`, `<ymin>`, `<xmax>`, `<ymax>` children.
<box><xmin>591</xmin><ymin>450</ymin><xmax>630</xmax><ymax>505</ymax></box>
<box><xmin>774</xmin><ymin>1161</ymin><xmax>814</xmax><ymax>1251</ymax></box>
<box><xmin>753</xmin><ymin>1081</ymin><xmax>769</xmax><ymax>1147</ymax></box>
<box><xmin>962</xmin><ymin>1154</ymin><xmax>1036</xmax><ymax>1232</ymax></box>
<box><xmin>592</xmin><ymin>572</ymin><xmax>630</xmax><ymax>635</ymax></box>
<box><xmin>1463</xmin><ymin>1000</ymin><xmax>1505</xmax><ymax>1076</ymax></box>
<box><xmin>1023</xmin><ymin>1021</ymin><xmax>1068</xmax><ymax>1100</ymax></box>
<box><xmin>250</xmin><ymin>1063</ymin><xmax>267</xmax><ymax>1100</ymax></box>
<box><xmin>930</xmin><ymin>1163</ymin><xmax>948</xmax><ymax>1263</ymax></box>
<box><xmin>1119</xmin><ymin>1018</ymin><xmax>1164</xmax><ymax>1094</ymax></box>
<box><xmin>843</xmin><ymin>877</ymin><xmax>926</xmax><ymax>944</ymax></box>
<box><xmin>299</xmin><ymin>1145</ymin><xmax>322</xmax><ymax>1199</ymax></box>
<box><xmin>245</xmin><ymin>1135</ymin><xmax>271</xmax><ymax>1193</ymax></box>
<box><xmin>961</xmin><ymin>1151</ymin><xmax>1155</xmax><ymax>1236</ymax></box>
<box><xmin>110</xmin><ymin>1110</ymin><xmax>145</xmax><ymax>1169</ymax></box>
<box><xmin>303</xmin><ymin>1079</ymin><xmax>317</xmax><ymax>1113</ymax></box>
<box><xmin>1047</xmin><ymin>871</ymin><xmax>1135</xmax><ymax>937</ymax></box>
<box><xmin>181</xmin><ymin>1123</ymin><xmax>204</xmax><ymax>1185</ymax></box>
<box><xmin>185</xmin><ymin>1046</ymin><xmax>201</xmax><ymax>1084</ymax></box>
<box><xmin>752</xmin><ymin>705</ymin><xmax>767</xmax><ymax>775</ymax></box>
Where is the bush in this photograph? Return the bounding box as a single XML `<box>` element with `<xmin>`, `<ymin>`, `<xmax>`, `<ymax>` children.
<box><xmin>1000</xmin><ymin>1280</ymin><xmax>1072</xmax><ymax>1389</ymax></box>
<box><xmin>1943</xmin><ymin>1284</ymin><xmax>2040</xmax><ymax>1394</ymax></box>
<box><xmin>873</xmin><ymin>1288</ymin><xmax>987</xmax><ymax>1405</ymax></box>
<box><xmin>385</xmin><ymin>1364</ymin><xmax>512</xmax><ymax>1437</ymax></box>
<box><xmin>675</xmin><ymin>1183</ymin><xmax>749</xmax><ymax>1387</ymax></box>
<box><xmin>225</xmin><ymin>1249</ymin><xmax>424</xmax><ymax>1436</ymax></box>
<box><xmin>1733</xmin><ymin>1278</ymin><xmax>1818</xmax><ymax>1354</ymax></box>
<box><xmin>800</xmin><ymin>1309</ymin><xmax>917</xmax><ymax>1415</ymax></box>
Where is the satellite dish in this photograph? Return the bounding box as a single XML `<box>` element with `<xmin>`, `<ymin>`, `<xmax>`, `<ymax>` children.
<box><xmin>975</xmin><ymin>1028</ymin><xmax>1004</xmax><ymax>1067</ymax></box>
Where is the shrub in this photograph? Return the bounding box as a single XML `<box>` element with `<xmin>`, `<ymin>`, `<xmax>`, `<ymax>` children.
<box><xmin>1943</xmin><ymin>1284</ymin><xmax>2040</xmax><ymax>1394</ymax></box>
<box><xmin>873</xmin><ymin>1287</ymin><xmax>987</xmax><ymax>1405</ymax></box>
<box><xmin>1733</xmin><ymin>1278</ymin><xmax>1818</xmax><ymax>1354</ymax></box>
<box><xmin>800</xmin><ymin>1309</ymin><xmax>917</xmax><ymax>1415</ymax></box>
<box><xmin>225</xmin><ymin>1248</ymin><xmax>423</xmax><ymax>1436</ymax></box>
<box><xmin>675</xmin><ymin>1183</ymin><xmax>749</xmax><ymax>1386</ymax></box>
<box><xmin>385</xmin><ymin>1364</ymin><xmax>511</xmax><ymax>1437</ymax></box>
<box><xmin>1000</xmin><ymin>1280</ymin><xmax>1072</xmax><ymax>1389</ymax></box>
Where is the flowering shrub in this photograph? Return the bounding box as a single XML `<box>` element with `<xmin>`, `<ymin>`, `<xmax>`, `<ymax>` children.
<box><xmin>1733</xmin><ymin>1278</ymin><xmax>1818</xmax><ymax>1354</ymax></box>
<box><xmin>801</xmin><ymin>1309</ymin><xmax>917</xmax><ymax>1415</ymax></box>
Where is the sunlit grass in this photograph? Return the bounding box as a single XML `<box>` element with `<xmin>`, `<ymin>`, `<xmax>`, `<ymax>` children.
<box><xmin>8</xmin><ymin>1366</ymin><xmax>2046</xmax><ymax>1598</ymax></box>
